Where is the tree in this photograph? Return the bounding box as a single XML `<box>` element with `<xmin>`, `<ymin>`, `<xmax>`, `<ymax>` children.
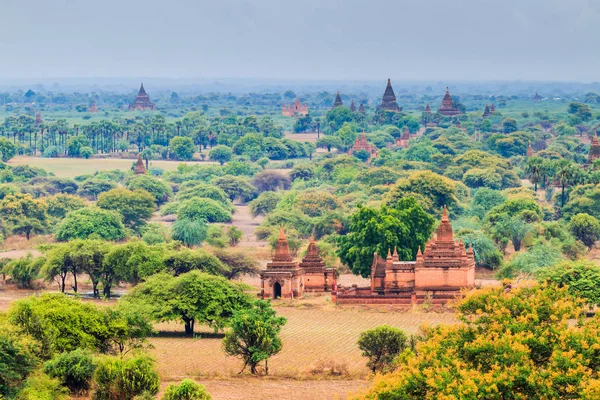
<box><xmin>46</xmin><ymin>194</ymin><xmax>86</xmax><ymax>219</ymax></box>
<box><xmin>212</xmin><ymin>176</ymin><xmax>257</xmax><ymax>202</ymax></box>
<box><xmin>316</xmin><ymin>136</ymin><xmax>343</xmax><ymax>152</ymax></box>
<box><xmin>177</xmin><ymin>198</ymin><xmax>232</xmax><ymax>223</ymax></box>
<box><xmin>43</xmin><ymin>349</ymin><xmax>95</xmax><ymax>394</ymax></box>
<box><xmin>337</xmin><ymin>197</ymin><xmax>435</xmax><ymax>278</ymax></box>
<box><xmin>502</xmin><ymin>117</ymin><xmax>517</xmax><ymax>133</ymax></box>
<box><xmin>0</xmin><ymin>330</ymin><xmax>37</xmax><ymax>397</ymax></box>
<box><xmin>66</xmin><ymin>135</ymin><xmax>91</xmax><ymax>157</ymax></box>
<box><xmin>11</xmin><ymin>216</ymin><xmax>46</xmax><ymax>240</ymax></box>
<box><xmin>357</xmin><ymin>325</ymin><xmax>408</xmax><ymax>373</ymax></box>
<box><xmin>569</xmin><ymin>213</ymin><xmax>600</xmax><ymax>248</ymax></box>
<box><xmin>538</xmin><ymin>261</ymin><xmax>600</xmax><ymax>306</ymax></box>
<box><xmin>525</xmin><ymin>156</ymin><xmax>544</xmax><ymax>192</ymax></box>
<box><xmin>162</xmin><ymin>379</ymin><xmax>212</xmax><ymax>400</ymax></box>
<box><xmin>76</xmin><ymin>179</ymin><xmax>117</xmax><ymax>200</ymax></box>
<box><xmin>172</xmin><ymin>218</ymin><xmax>207</xmax><ymax>247</ymax></box>
<box><xmin>5</xmin><ymin>254</ymin><xmax>44</xmax><ymax>289</ymax></box>
<box><xmin>54</xmin><ymin>207</ymin><xmax>127</xmax><ymax>242</ymax></box>
<box><xmin>126</xmin><ymin>175</ymin><xmax>172</xmax><ymax>205</ymax></box>
<box><xmin>227</xmin><ymin>226</ymin><xmax>243</xmax><ymax>246</ymax></box>
<box><xmin>251</xmin><ymin>171</ymin><xmax>291</xmax><ymax>192</ymax></box>
<box><xmin>0</xmin><ymin>137</ymin><xmax>17</xmax><ymax>161</ymax></box>
<box><xmin>555</xmin><ymin>160</ymin><xmax>580</xmax><ymax>207</ymax></box>
<box><xmin>209</xmin><ymin>145</ymin><xmax>233</xmax><ymax>165</ymax></box>
<box><xmin>222</xmin><ymin>300</ymin><xmax>286</xmax><ymax>375</ymax></box>
<box><xmin>361</xmin><ymin>284</ymin><xmax>600</xmax><ymax>399</ymax></box>
<box><xmin>170</xmin><ymin>136</ymin><xmax>196</xmax><ymax>160</ymax></box>
<box><xmin>93</xmin><ymin>355</ymin><xmax>159</xmax><ymax>400</ymax></box>
<box><xmin>97</xmin><ymin>188</ymin><xmax>156</xmax><ymax>232</ymax></box>
<box><xmin>248</xmin><ymin>192</ymin><xmax>281</xmax><ymax>217</ymax></box>
<box><xmin>211</xmin><ymin>248</ymin><xmax>259</xmax><ymax>279</ymax></box>
<box><xmin>123</xmin><ymin>271</ymin><xmax>251</xmax><ymax>335</ymax></box>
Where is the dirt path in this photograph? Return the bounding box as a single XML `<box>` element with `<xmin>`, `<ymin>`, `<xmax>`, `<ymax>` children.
<box><xmin>0</xmin><ymin>249</ymin><xmax>42</xmax><ymax>259</ymax></box>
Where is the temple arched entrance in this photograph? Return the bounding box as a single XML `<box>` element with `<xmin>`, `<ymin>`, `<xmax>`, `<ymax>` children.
<box><xmin>273</xmin><ymin>282</ymin><xmax>282</xmax><ymax>299</ymax></box>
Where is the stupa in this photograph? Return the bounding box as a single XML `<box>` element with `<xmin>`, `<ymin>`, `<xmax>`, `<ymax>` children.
<box><xmin>129</xmin><ymin>83</ymin><xmax>156</xmax><ymax>111</ymax></box>
<box><xmin>332</xmin><ymin>92</ymin><xmax>343</xmax><ymax>108</ymax></box>
<box><xmin>437</xmin><ymin>87</ymin><xmax>461</xmax><ymax>116</ymax></box>
<box><xmin>378</xmin><ymin>79</ymin><xmax>401</xmax><ymax>111</ymax></box>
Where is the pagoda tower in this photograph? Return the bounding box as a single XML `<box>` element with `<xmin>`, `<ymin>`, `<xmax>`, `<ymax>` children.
<box><xmin>350</xmin><ymin>100</ymin><xmax>357</xmax><ymax>112</ymax></box>
<box><xmin>88</xmin><ymin>101</ymin><xmax>98</xmax><ymax>113</ymax></box>
<box><xmin>299</xmin><ymin>236</ymin><xmax>337</xmax><ymax>292</ymax></box>
<box><xmin>533</xmin><ymin>92</ymin><xmax>543</xmax><ymax>101</ymax></box>
<box><xmin>35</xmin><ymin>112</ymin><xmax>43</xmax><ymax>126</ymax></box>
<box><xmin>358</xmin><ymin>103</ymin><xmax>366</xmax><ymax>113</ymax></box>
<box><xmin>260</xmin><ymin>227</ymin><xmax>305</xmax><ymax>299</ymax></box>
<box><xmin>134</xmin><ymin>154</ymin><xmax>147</xmax><ymax>174</ymax></box>
<box><xmin>482</xmin><ymin>104</ymin><xmax>491</xmax><ymax>117</ymax></box>
<box><xmin>588</xmin><ymin>133</ymin><xmax>600</xmax><ymax>164</ymax></box>
<box><xmin>333</xmin><ymin>92</ymin><xmax>343</xmax><ymax>108</ymax></box>
<box><xmin>129</xmin><ymin>83</ymin><xmax>156</xmax><ymax>111</ymax></box>
<box><xmin>527</xmin><ymin>143</ymin><xmax>533</xmax><ymax>157</ymax></box>
<box><xmin>437</xmin><ymin>87</ymin><xmax>461</xmax><ymax>116</ymax></box>
<box><xmin>378</xmin><ymin>79</ymin><xmax>401</xmax><ymax>112</ymax></box>
<box><xmin>424</xmin><ymin>103</ymin><xmax>432</xmax><ymax>114</ymax></box>
<box><xmin>490</xmin><ymin>103</ymin><xmax>496</xmax><ymax>113</ymax></box>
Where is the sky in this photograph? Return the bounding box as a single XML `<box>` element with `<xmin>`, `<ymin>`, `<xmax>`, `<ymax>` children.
<box><xmin>0</xmin><ymin>0</ymin><xmax>599</xmax><ymax>82</ymax></box>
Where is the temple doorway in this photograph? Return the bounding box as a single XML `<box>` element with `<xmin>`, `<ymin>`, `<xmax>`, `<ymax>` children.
<box><xmin>273</xmin><ymin>282</ymin><xmax>282</xmax><ymax>299</ymax></box>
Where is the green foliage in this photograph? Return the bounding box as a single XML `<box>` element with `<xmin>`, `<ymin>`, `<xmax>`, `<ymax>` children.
<box><xmin>498</xmin><ymin>243</ymin><xmax>562</xmax><ymax>278</ymax></box>
<box><xmin>569</xmin><ymin>213</ymin><xmax>600</xmax><ymax>248</ymax></box>
<box><xmin>205</xmin><ymin>225</ymin><xmax>228</xmax><ymax>248</ymax></box>
<box><xmin>211</xmin><ymin>248</ymin><xmax>259</xmax><ymax>280</ymax></box>
<box><xmin>162</xmin><ymin>379</ymin><xmax>212</xmax><ymax>400</ymax></box>
<box><xmin>457</xmin><ymin>232</ymin><xmax>503</xmax><ymax>269</ymax></box>
<box><xmin>209</xmin><ymin>145</ymin><xmax>233</xmax><ymax>165</ymax></box>
<box><xmin>77</xmin><ymin>179</ymin><xmax>117</xmax><ymax>200</ymax></box>
<box><xmin>43</xmin><ymin>349</ymin><xmax>95</xmax><ymax>393</ymax></box>
<box><xmin>66</xmin><ymin>135</ymin><xmax>91</xmax><ymax>157</ymax></box>
<box><xmin>54</xmin><ymin>207</ymin><xmax>127</xmax><ymax>242</ymax></box>
<box><xmin>357</xmin><ymin>325</ymin><xmax>408</xmax><ymax>373</ymax></box>
<box><xmin>176</xmin><ymin>183</ymin><xmax>231</xmax><ymax>207</ymax></box>
<box><xmin>15</xmin><ymin>372</ymin><xmax>68</xmax><ymax>400</ymax></box>
<box><xmin>337</xmin><ymin>197</ymin><xmax>435</xmax><ymax>278</ymax></box>
<box><xmin>5</xmin><ymin>254</ymin><xmax>44</xmax><ymax>288</ymax></box>
<box><xmin>226</xmin><ymin>225</ymin><xmax>243</xmax><ymax>246</ymax></box>
<box><xmin>248</xmin><ymin>192</ymin><xmax>281</xmax><ymax>217</ymax></box>
<box><xmin>0</xmin><ymin>137</ymin><xmax>17</xmax><ymax>161</ymax></box>
<box><xmin>538</xmin><ymin>261</ymin><xmax>600</xmax><ymax>306</ymax></box>
<box><xmin>93</xmin><ymin>355</ymin><xmax>159</xmax><ymax>400</ymax></box>
<box><xmin>126</xmin><ymin>175</ymin><xmax>172</xmax><ymax>205</ymax></box>
<box><xmin>0</xmin><ymin>330</ymin><xmax>37</xmax><ymax>397</ymax></box>
<box><xmin>45</xmin><ymin>194</ymin><xmax>86</xmax><ymax>219</ymax></box>
<box><xmin>172</xmin><ymin>218</ymin><xmax>207</xmax><ymax>247</ymax></box>
<box><xmin>222</xmin><ymin>300</ymin><xmax>287</xmax><ymax>375</ymax></box>
<box><xmin>212</xmin><ymin>175</ymin><xmax>257</xmax><ymax>202</ymax></box>
<box><xmin>97</xmin><ymin>188</ymin><xmax>156</xmax><ymax>232</ymax></box>
<box><xmin>502</xmin><ymin>117</ymin><xmax>517</xmax><ymax>133</ymax></box>
<box><xmin>177</xmin><ymin>198</ymin><xmax>232</xmax><ymax>223</ymax></box>
<box><xmin>169</xmin><ymin>136</ymin><xmax>196</xmax><ymax>160</ymax></box>
<box><xmin>123</xmin><ymin>271</ymin><xmax>251</xmax><ymax>335</ymax></box>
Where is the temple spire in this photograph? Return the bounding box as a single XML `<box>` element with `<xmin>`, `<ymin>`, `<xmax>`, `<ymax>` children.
<box><xmin>273</xmin><ymin>226</ymin><xmax>292</xmax><ymax>262</ymax></box>
<box><xmin>134</xmin><ymin>153</ymin><xmax>146</xmax><ymax>175</ymax></box>
<box><xmin>333</xmin><ymin>91</ymin><xmax>343</xmax><ymax>108</ymax></box>
<box><xmin>379</xmin><ymin>78</ymin><xmax>401</xmax><ymax>111</ymax></box>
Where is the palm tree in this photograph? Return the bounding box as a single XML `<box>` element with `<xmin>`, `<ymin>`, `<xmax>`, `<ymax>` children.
<box><xmin>525</xmin><ymin>157</ymin><xmax>544</xmax><ymax>192</ymax></box>
<box><xmin>555</xmin><ymin>160</ymin><xmax>579</xmax><ymax>207</ymax></box>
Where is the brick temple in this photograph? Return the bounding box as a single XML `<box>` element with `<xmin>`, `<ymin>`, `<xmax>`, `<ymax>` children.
<box><xmin>134</xmin><ymin>154</ymin><xmax>147</xmax><ymax>174</ymax></box>
<box><xmin>88</xmin><ymin>101</ymin><xmax>98</xmax><ymax>113</ymax></box>
<box><xmin>332</xmin><ymin>91</ymin><xmax>343</xmax><ymax>108</ymax></box>
<box><xmin>350</xmin><ymin>100</ymin><xmax>357</xmax><ymax>112</ymax></box>
<box><xmin>378</xmin><ymin>79</ymin><xmax>401</xmax><ymax>112</ymax></box>
<box><xmin>589</xmin><ymin>133</ymin><xmax>600</xmax><ymax>164</ymax></box>
<box><xmin>129</xmin><ymin>83</ymin><xmax>156</xmax><ymax>111</ymax></box>
<box><xmin>437</xmin><ymin>87</ymin><xmax>461</xmax><ymax>116</ymax></box>
<box><xmin>260</xmin><ymin>228</ymin><xmax>336</xmax><ymax>299</ymax></box>
<box><xmin>348</xmin><ymin>131</ymin><xmax>377</xmax><ymax>158</ymax></box>
<box><xmin>395</xmin><ymin>126</ymin><xmax>410</xmax><ymax>148</ymax></box>
<box><xmin>334</xmin><ymin>207</ymin><xmax>475</xmax><ymax>305</ymax></box>
<box><xmin>281</xmin><ymin>98</ymin><xmax>309</xmax><ymax>117</ymax></box>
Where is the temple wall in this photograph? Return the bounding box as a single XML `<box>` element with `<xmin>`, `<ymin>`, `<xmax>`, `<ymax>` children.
<box><xmin>415</xmin><ymin>266</ymin><xmax>474</xmax><ymax>288</ymax></box>
<box><xmin>304</xmin><ymin>272</ymin><xmax>324</xmax><ymax>291</ymax></box>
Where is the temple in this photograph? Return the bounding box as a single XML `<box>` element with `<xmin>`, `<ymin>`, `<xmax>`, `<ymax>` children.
<box><xmin>527</xmin><ymin>143</ymin><xmax>534</xmax><ymax>157</ymax></box>
<box><xmin>350</xmin><ymin>100</ymin><xmax>357</xmax><ymax>112</ymax></box>
<box><xmin>332</xmin><ymin>92</ymin><xmax>344</xmax><ymax>108</ymax></box>
<box><xmin>358</xmin><ymin>103</ymin><xmax>366</xmax><ymax>113</ymax></box>
<box><xmin>533</xmin><ymin>92</ymin><xmax>543</xmax><ymax>101</ymax></box>
<box><xmin>35</xmin><ymin>112</ymin><xmax>43</xmax><ymax>126</ymax></box>
<box><xmin>490</xmin><ymin>103</ymin><xmax>496</xmax><ymax>113</ymax></box>
<box><xmin>88</xmin><ymin>101</ymin><xmax>98</xmax><ymax>113</ymax></box>
<box><xmin>260</xmin><ymin>228</ymin><xmax>336</xmax><ymax>299</ymax></box>
<box><xmin>348</xmin><ymin>131</ymin><xmax>378</xmax><ymax>159</ymax></box>
<box><xmin>334</xmin><ymin>207</ymin><xmax>475</xmax><ymax>305</ymax></box>
<box><xmin>282</xmin><ymin>98</ymin><xmax>309</xmax><ymax>117</ymax></box>
<box><xmin>437</xmin><ymin>87</ymin><xmax>461</xmax><ymax>116</ymax></box>
<box><xmin>378</xmin><ymin>79</ymin><xmax>401</xmax><ymax>112</ymax></box>
<box><xmin>134</xmin><ymin>154</ymin><xmax>147</xmax><ymax>174</ymax></box>
<box><xmin>424</xmin><ymin>103</ymin><xmax>431</xmax><ymax>114</ymax></box>
<box><xmin>482</xmin><ymin>104</ymin><xmax>491</xmax><ymax>117</ymax></box>
<box><xmin>129</xmin><ymin>83</ymin><xmax>156</xmax><ymax>111</ymax></box>
<box><xmin>588</xmin><ymin>133</ymin><xmax>600</xmax><ymax>164</ymax></box>
<box><xmin>396</xmin><ymin>126</ymin><xmax>410</xmax><ymax>148</ymax></box>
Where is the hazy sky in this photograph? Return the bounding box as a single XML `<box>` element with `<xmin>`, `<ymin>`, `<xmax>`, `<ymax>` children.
<box><xmin>1</xmin><ymin>0</ymin><xmax>599</xmax><ymax>81</ymax></box>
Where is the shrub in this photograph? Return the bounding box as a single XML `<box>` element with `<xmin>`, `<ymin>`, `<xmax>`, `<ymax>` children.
<box><xmin>248</xmin><ymin>192</ymin><xmax>281</xmax><ymax>217</ymax></box>
<box><xmin>93</xmin><ymin>355</ymin><xmax>159</xmax><ymax>400</ymax></box>
<box><xmin>172</xmin><ymin>218</ymin><xmax>207</xmax><ymax>247</ymax></box>
<box><xmin>54</xmin><ymin>207</ymin><xmax>127</xmax><ymax>241</ymax></box>
<box><xmin>43</xmin><ymin>146</ymin><xmax>60</xmax><ymax>158</ymax></box>
<box><xmin>43</xmin><ymin>349</ymin><xmax>95</xmax><ymax>393</ymax></box>
<box><xmin>169</xmin><ymin>136</ymin><xmax>196</xmax><ymax>160</ymax></box>
<box><xmin>569</xmin><ymin>213</ymin><xmax>600</xmax><ymax>248</ymax></box>
<box><xmin>80</xmin><ymin>146</ymin><xmax>94</xmax><ymax>159</ymax></box>
<box><xmin>205</xmin><ymin>225</ymin><xmax>227</xmax><ymax>248</ymax></box>
<box><xmin>162</xmin><ymin>379</ymin><xmax>212</xmax><ymax>400</ymax></box>
<box><xmin>5</xmin><ymin>254</ymin><xmax>44</xmax><ymax>289</ymax></box>
<box><xmin>357</xmin><ymin>325</ymin><xmax>408</xmax><ymax>373</ymax></box>
<box><xmin>0</xmin><ymin>137</ymin><xmax>17</xmax><ymax>161</ymax></box>
<box><xmin>209</xmin><ymin>145</ymin><xmax>232</xmax><ymax>165</ymax></box>
<box><xmin>126</xmin><ymin>175</ymin><xmax>172</xmax><ymax>205</ymax></box>
<box><xmin>177</xmin><ymin>198</ymin><xmax>232</xmax><ymax>223</ymax></box>
<box><xmin>15</xmin><ymin>372</ymin><xmax>68</xmax><ymax>400</ymax></box>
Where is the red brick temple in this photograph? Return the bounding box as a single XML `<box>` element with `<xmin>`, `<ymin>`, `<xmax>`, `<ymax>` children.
<box><xmin>334</xmin><ymin>207</ymin><xmax>475</xmax><ymax>305</ymax></box>
<box><xmin>395</xmin><ymin>126</ymin><xmax>410</xmax><ymax>148</ymax></box>
<box><xmin>332</xmin><ymin>91</ymin><xmax>344</xmax><ymax>108</ymax></box>
<box><xmin>358</xmin><ymin>103</ymin><xmax>366</xmax><ymax>113</ymax></box>
<box><xmin>282</xmin><ymin>98</ymin><xmax>309</xmax><ymax>117</ymax></box>
<box><xmin>350</xmin><ymin>100</ymin><xmax>357</xmax><ymax>112</ymax></box>
<box><xmin>35</xmin><ymin>112</ymin><xmax>43</xmax><ymax>126</ymax></box>
<box><xmin>88</xmin><ymin>101</ymin><xmax>98</xmax><ymax>113</ymax></box>
<box><xmin>490</xmin><ymin>103</ymin><xmax>496</xmax><ymax>113</ymax></box>
<box><xmin>437</xmin><ymin>87</ymin><xmax>461</xmax><ymax>116</ymax></box>
<box><xmin>348</xmin><ymin>131</ymin><xmax>377</xmax><ymax>158</ymax></box>
<box><xmin>134</xmin><ymin>154</ymin><xmax>147</xmax><ymax>174</ymax></box>
<box><xmin>378</xmin><ymin>79</ymin><xmax>401</xmax><ymax>112</ymax></box>
<box><xmin>424</xmin><ymin>103</ymin><xmax>432</xmax><ymax>114</ymax></box>
<box><xmin>527</xmin><ymin>143</ymin><xmax>534</xmax><ymax>157</ymax></box>
<box><xmin>129</xmin><ymin>83</ymin><xmax>156</xmax><ymax>111</ymax></box>
<box><xmin>482</xmin><ymin>104</ymin><xmax>491</xmax><ymax>117</ymax></box>
<box><xmin>260</xmin><ymin>228</ymin><xmax>336</xmax><ymax>299</ymax></box>
<box><xmin>589</xmin><ymin>133</ymin><xmax>600</xmax><ymax>164</ymax></box>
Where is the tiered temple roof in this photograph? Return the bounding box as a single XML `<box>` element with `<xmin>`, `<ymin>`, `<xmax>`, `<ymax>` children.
<box><xmin>349</xmin><ymin>131</ymin><xmax>378</xmax><ymax>158</ymax></box>
<box><xmin>134</xmin><ymin>154</ymin><xmax>147</xmax><ymax>175</ymax></box>
<box><xmin>589</xmin><ymin>133</ymin><xmax>600</xmax><ymax>164</ymax></box>
<box><xmin>490</xmin><ymin>103</ymin><xmax>496</xmax><ymax>113</ymax></box>
<box><xmin>129</xmin><ymin>83</ymin><xmax>156</xmax><ymax>111</ymax></box>
<box><xmin>378</xmin><ymin>79</ymin><xmax>401</xmax><ymax>112</ymax></box>
<box><xmin>298</xmin><ymin>236</ymin><xmax>326</xmax><ymax>272</ymax></box>
<box><xmin>88</xmin><ymin>101</ymin><xmax>98</xmax><ymax>113</ymax></box>
<box><xmin>350</xmin><ymin>100</ymin><xmax>357</xmax><ymax>112</ymax></box>
<box><xmin>437</xmin><ymin>87</ymin><xmax>461</xmax><ymax>116</ymax></box>
<box><xmin>396</xmin><ymin>126</ymin><xmax>410</xmax><ymax>148</ymax></box>
<box><xmin>424</xmin><ymin>103</ymin><xmax>431</xmax><ymax>114</ymax></box>
<box><xmin>333</xmin><ymin>92</ymin><xmax>343</xmax><ymax>108</ymax></box>
<box><xmin>282</xmin><ymin>98</ymin><xmax>309</xmax><ymax>117</ymax></box>
<box><xmin>358</xmin><ymin>103</ymin><xmax>366</xmax><ymax>113</ymax></box>
<box><xmin>482</xmin><ymin>104</ymin><xmax>491</xmax><ymax>117</ymax></box>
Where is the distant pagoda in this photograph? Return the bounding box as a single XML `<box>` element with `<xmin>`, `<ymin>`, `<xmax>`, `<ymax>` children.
<box><xmin>358</xmin><ymin>103</ymin><xmax>366</xmax><ymax>113</ymax></box>
<box><xmin>332</xmin><ymin>92</ymin><xmax>343</xmax><ymax>108</ymax></box>
<box><xmin>527</xmin><ymin>142</ymin><xmax>533</xmax><ymax>157</ymax></box>
<box><xmin>88</xmin><ymin>101</ymin><xmax>98</xmax><ymax>113</ymax></box>
<box><xmin>490</xmin><ymin>103</ymin><xmax>496</xmax><ymax>113</ymax></box>
<box><xmin>437</xmin><ymin>87</ymin><xmax>461</xmax><ymax>116</ymax></box>
<box><xmin>424</xmin><ymin>103</ymin><xmax>431</xmax><ymax>114</ymax></box>
<box><xmin>134</xmin><ymin>154</ymin><xmax>147</xmax><ymax>174</ymax></box>
<box><xmin>378</xmin><ymin>78</ymin><xmax>401</xmax><ymax>112</ymax></box>
<box><xmin>588</xmin><ymin>133</ymin><xmax>600</xmax><ymax>164</ymax></box>
<box><xmin>35</xmin><ymin>112</ymin><xmax>43</xmax><ymax>126</ymax></box>
<box><xmin>396</xmin><ymin>126</ymin><xmax>411</xmax><ymax>148</ymax></box>
<box><xmin>129</xmin><ymin>83</ymin><xmax>156</xmax><ymax>111</ymax></box>
<box><xmin>533</xmin><ymin>92</ymin><xmax>543</xmax><ymax>101</ymax></box>
<box><xmin>482</xmin><ymin>104</ymin><xmax>491</xmax><ymax>117</ymax></box>
<box><xmin>350</xmin><ymin>100</ymin><xmax>357</xmax><ymax>112</ymax></box>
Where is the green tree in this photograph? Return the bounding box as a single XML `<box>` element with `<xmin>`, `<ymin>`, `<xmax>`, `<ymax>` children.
<box><xmin>97</xmin><ymin>188</ymin><xmax>156</xmax><ymax>232</ymax></box>
<box><xmin>209</xmin><ymin>145</ymin><xmax>233</xmax><ymax>165</ymax></box>
<box><xmin>43</xmin><ymin>349</ymin><xmax>95</xmax><ymax>394</ymax></box>
<box><xmin>5</xmin><ymin>254</ymin><xmax>44</xmax><ymax>289</ymax></box>
<box><xmin>126</xmin><ymin>175</ymin><xmax>172</xmax><ymax>205</ymax></box>
<box><xmin>227</xmin><ymin>226</ymin><xmax>243</xmax><ymax>246</ymax></box>
<box><xmin>66</xmin><ymin>135</ymin><xmax>91</xmax><ymax>157</ymax></box>
<box><xmin>0</xmin><ymin>137</ymin><xmax>17</xmax><ymax>161</ymax></box>
<box><xmin>337</xmin><ymin>197</ymin><xmax>435</xmax><ymax>278</ymax></box>
<box><xmin>222</xmin><ymin>300</ymin><xmax>286</xmax><ymax>375</ymax></box>
<box><xmin>54</xmin><ymin>207</ymin><xmax>127</xmax><ymax>242</ymax></box>
<box><xmin>212</xmin><ymin>175</ymin><xmax>257</xmax><ymax>202</ymax></box>
<box><xmin>123</xmin><ymin>271</ymin><xmax>251</xmax><ymax>335</ymax></box>
<box><xmin>555</xmin><ymin>160</ymin><xmax>580</xmax><ymax>207</ymax></box>
<box><xmin>162</xmin><ymin>379</ymin><xmax>212</xmax><ymax>400</ymax></box>
<box><xmin>0</xmin><ymin>330</ymin><xmax>37</xmax><ymax>397</ymax></box>
<box><xmin>525</xmin><ymin>156</ymin><xmax>544</xmax><ymax>192</ymax></box>
<box><xmin>172</xmin><ymin>218</ymin><xmax>207</xmax><ymax>247</ymax></box>
<box><xmin>357</xmin><ymin>325</ymin><xmax>408</xmax><ymax>373</ymax></box>
<box><xmin>93</xmin><ymin>355</ymin><xmax>159</xmax><ymax>400</ymax></box>
<box><xmin>316</xmin><ymin>136</ymin><xmax>343</xmax><ymax>152</ymax></box>
<box><xmin>538</xmin><ymin>261</ymin><xmax>600</xmax><ymax>306</ymax></box>
<box><xmin>569</xmin><ymin>213</ymin><xmax>600</xmax><ymax>248</ymax></box>
<box><xmin>248</xmin><ymin>192</ymin><xmax>281</xmax><ymax>217</ymax></box>
<box><xmin>177</xmin><ymin>198</ymin><xmax>232</xmax><ymax>223</ymax></box>
<box><xmin>170</xmin><ymin>136</ymin><xmax>196</xmax><ymax>160</ymax></box>
<box><xmin>502</xmin><ymin>117</ymin><xmax>517</xmax><ymax>133</ymax></box>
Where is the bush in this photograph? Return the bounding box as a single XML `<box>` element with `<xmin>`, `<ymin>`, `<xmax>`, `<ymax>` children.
<box><xmin>43</xmin><ymin>349</ymin><xmax>95</xmax><ymax>393</ymax></box>
<box><xmin>251</xmin><ymin>171</ymin><xmax>291</xmax><ymax>192</ymax></box>
<box><xmin>357</xmin><ymin>325</ymin><xmax>408</xmax><ymax>373</ymax></box>
<box><xmin>5</xmin><ymin>254</ymin><xmax>44</xmax><ymax>289</ymax></box>
<box><xmin>0</xmin><ymin>137</ymin><xmax>17</xmax><ymax>161</ymax></box>
<box><xmin>172</xmin><ymin>218</ymin><xmax>207</xmax><ymax>247</ymax></box>
<box><xmin>177</xmin><ymin>198</ymin><xmax>232</xmax><ymax>223</ymax></box>
<box><xmin>15</xmin><ymin>372</ymin><xmax>68</xmax><ymax>400</ymax></box>
<box><xmin>43</xmin><ymin>146</ymin><xmax>60</xmax><ymax>158</ymax></box>
<box><xmin>126</xmin><ymin>175</ymin><xmax>172</xmax><ymax>205</ymax></box>
<box><xmin>169</xmin><ymin>136</ymin><xmax>196</xmax><ymax>161</ymax></box>
<box><xmin>54</xmin><ymin>207</ymin><xmax>127</xmax><ymax>242</ymax></box>
<box><xmin>162</xmin><ymin>379</ymin><xmax>212</xmax><ymax>400</ymax></box>
<box><xmin>93</xmin><ymin>355</ymin><xmax>159</xmax><ymax>400</ymax></box>
<box><xmin>80</xmin><ymin>146</ymin><xmax>94</xmax><ymax>159</ymax></box>
<box><xmin>205</xmin><ymin>225</ymin><xmax>227</xmax><ymax>248</ymax></box>
<box><xmin>569</xmin><ymin>213</ymin><xmax>600</xmax><ymax>249</ymax></box>
<box><xmin>248</xmin><ymin>192</ymin><xmax>281</xmax><ymax>217</ymax></box>
<box><xmin>209</xmin><ymin>145</ymin><xmax>233</xmax><ymax>165</ymax></box>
